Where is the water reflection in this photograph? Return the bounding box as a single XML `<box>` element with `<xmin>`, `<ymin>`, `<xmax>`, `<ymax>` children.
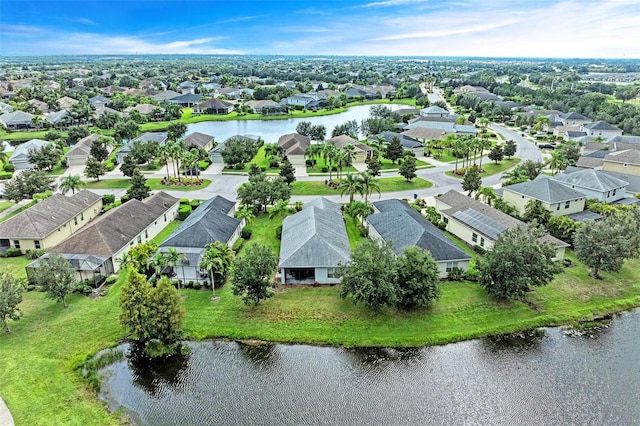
<box><xmin>235</xmin><ymin>341</ymin><xmax>279</xmax><ymax>368</ymax></box>
<box><xmin>482</xmin><ymin>329</ymin><xmax>546</xmax><ymax>353</ymax></box>
<box><xmin>128</xmin><ymin>348</ymin><xmax>191</xmax><ymax>398</ymax></box>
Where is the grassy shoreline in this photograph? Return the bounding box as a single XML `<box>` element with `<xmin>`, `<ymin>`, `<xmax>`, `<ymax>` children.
<box><xmin>1</xmin><ymin>244</ymin><xmax>640</xmax><ymax>424</ymax></box>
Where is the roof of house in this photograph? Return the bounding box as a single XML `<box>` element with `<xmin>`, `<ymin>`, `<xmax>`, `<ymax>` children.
<box><xmin>436</xmin><ymin>190</ymin><xmax>568</xmax><ymax>247</ymax></box>
<box><xmin>278</xmin><ymin>133</ymin><xmax>310</xmax><ymax>156</ymax></box>
<box><xmin>0</xmin><ymin>110</ymin><xmax>34</xmax><ymax>125</ymax></box>
<box><xmin>552</xmin><ymin>169</ymin><xmax>628</xmax><ymax>192</ymax></box>
<box><xmin>57</xmin><ymin>96</ymin><xmax>78</xmax><ymax>109</ymax></box>
<box><xmin>66</xmin><ymin>134</ymin><xmax>101</xmax><ymax>158</ymax></box>
<box><xmin>567</xmin><ymin>211</ymin><xmax>604</xmax><ymax>222</ymax></box>
<box><xmin>9</xmin><ymin>139</ymin><xmax>49</xmax><ymax>162</ymax></box>
<box><xmin>279</xmin><ymin>197</ymin><xmax>351</xmax><ymax>268</ymax></box>
<box><xmin>595</xmin><ymin>170</ymin><xmax>640</xmax><ymax>194</ymax></box>
<box><xmin>50</xmin><ymin>192</ymin><xmax>179</xmax><ymax>257</ymax></box>
<box><xmin>576</xmin><ymin>156</ymin><xmax>605</xmax><ymax>169</ymax></box>
<box><xmin>169</xmin><ymin>93</ymin><xmax>202</xmax><ymax>104</ymax></box>
<box><xmin>0</xmin><ymin>190</ymin><xmax>101</xmax><ymax>239</ymax></box>
<box><xmin>160</xmin><ymin>195</ymin><xmax>240</xmax><ymax>248</ymax></box>
<box><xmin>195</xmin><ymin>98</ymin><xmax>233</xmax><ymax>109</ymax></box>
<box><xmin>560</xmin><ymin>112</ymin><xmax>590</xmax><ymax>121</ymax></box>
<box><xmin>503</xmin><ymin>175</ymin><xmax>585</xmax><ymax>203</ymax></box>
<box><xmin>604</xmin><ymin>149</ymin><xmax>640</xmax><ymax>165</ymax></box>
<box><xmin>403</xmin><ymin>127</ymin><xmax>447</xmax><ymax>141</ymax></box>
<box><xmin>371</xmin><ymin>131</ymin><xmax>424</xmax><ymax>149</ymax></box>
<box><xmin>583</xmin><ymin>121</ymin><xmax>621</xmax><ymax>131</ymax></box>
<box><xmin>151</xmin><ymin>90</ymin><xmax>181</xmax><ymax>102</ymax></box>
<box><xmin>369</xmin><ymin>199</ymin><xmax>471</xmax><ymax>261</ymax></box>
<box><xmin>420</xmin><ymin>105</ymin><xmax>450</xmax><ymax>115</ymax></box>
<box><xmin>45</xmin><ymin>109</ymin><xmax>69</xmax><ymax>124</ymax></box>
<box><xmin>184</xmin><ymin>132</ymin><xmax>214</xmax><ymax>149</ymax></box>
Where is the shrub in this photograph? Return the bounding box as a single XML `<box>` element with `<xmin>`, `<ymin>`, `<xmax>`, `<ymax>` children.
<box><xmin>472</xmin><ymin>245</ymin><xmax>486</xmax><ymax>255</ymax></box>
<box><xmin>190</xmin><ymin>199</ymin><xmax>200</xmax><ymax>209</ymax></box>
<box><xmin>233</xmin><ymin>163</ymin><xmax>244</xmax><ymax>170</ymax></box>
<box><xmin>25</xmin><ymin>249</ymin><xmax>45</xmax><ymax>260</ymax></box>
<box><xmin>305</xmin><ymin>159</ymin><xmax>313</xmax><ymax>166</ymax></box>
<box><xmin>105</xmin><ymin>160</ymin><xmax>115</xmax><ymax>172</ymax></box>
<box><xmin>105</xmin><ymin>276</ymin><xmax>117</xmax><ymax>285</ymax></box>
<box><xmin>178</xmin><ymin>204</ymin><xmax>192</xmax><ymax>220</ymax></box>
<box><xmin>276</xmin><ymin>225</ymin><xmax>283</xmax><ymax>240</ymax></box>
<box><xmin>179</xmin><ymin>198</ymin><xmax>190</xmax><ymax>205</ymax></box>
<box><xmin>447</xmin><ymin>267</ymin><xmax>465</xmax><ymax>281</ymax></box>
<box><xmin>0</xmin><ymin>171</ymin><xmax>12</xmax><ymax>180</ymax></box>
<box><xmin>3</xmin><ymin>247</ymin><xmax>22</xmax><ymax>258</ymax></box>
<box><xmin>232</xmin><ymin>237</ymin><xmax>245</xmax><ymax>253</ymax></box>
<box><xmin>192</xmin><ymin>282</ymin><xmax>201</xmax><ymax>290</ymax></box>
<box><xmin>269</xmin><ymin>160</ymin><xmax>280</xmax><ymax>168</ymax></box>
<box><xmin>197</xmin><ymin>160</ymin><xmax>210</xmax><ymax>170</ymax></box>
<box><xmin>464</xmin><ymin>268</ymin><xmax>479</xmax><ymax>282</ymax></box>
<box><xmin>358</xmin><ymin>226</ymin><xmax>369</xmax><ymax>237</ymax></box>
<box><xmin>102</xmin><ymin>194</ymin><xmax>115</xmax><ymax>205</ymax></box>
<box><xmin>146</xmin><ymin>161</ymin><xmax>159</xmax><ymax>170</ymax></box>
<box><xmin>120</xmin><ymin>195</ymin><xmax>130</xmax><ymax>203</ymax></box>
<box><xmin>321</xmin><ymin>167</ymin><xmax>329</xmax><ymax>173</ymax></box>
<box><xmin>241</xmin><ymin>226</ymin><xmax>253</xmax><ymax>239</ymax></box>
<box><xmin>3</xmin><ymin>163</ymin><xmax>15</xmax><ymax>172</ymax></box>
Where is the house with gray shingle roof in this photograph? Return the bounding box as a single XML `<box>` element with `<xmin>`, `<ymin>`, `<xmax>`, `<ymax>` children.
<box><xmin>0</xmin><ymin>111</ymin><xmax>34</xmax><ymax>129</ymax></box>
<box><xmin>419</xmin><ymin>105</ymin><xmax>450</xmax><ymax>118</ymax></box>
<box><xmin>436</xmin><ymin>190</ymin><xmax>568</xmax><ymax>260</ymax></box>
<box><xmin>552</xmin><ymin>169</ymin><xmax>628</xmax><ymax>202</ymax></box>
<box><xmin>9</xmin><ymin>139</ymin><xmax>49</xmax><ymax>170</ymax></box>
<box><xmin>581</xmin><ymin>121</ymin><xmax>622</xmax><ymax>139</ymax></box>
<box><xmin>65</xmin><ymin>134</ymin><xmax>109</xmax><ymax>166</ymax></box>
<box><xmin>0</xmin><ymin>190</ymin><xmax>102</xmax><ymax>253</ymax></box>
<box><xmin>602</xmin><ymin>149</ymin><xmax>640</xmax><ymax>176</ymax></box>
<box><xmin>45</xmin><ymin>109</ymin><xmax>70</xmax><ymax>127</ymax></box>
<box><xmin>367</xmin><ymin>199</ymin><xmax>471</xmax><ymax>278</ymax></box>
<box><xmin>184</xmin><ymin>131</ymin><xmax>215</xmax><ymax>152</ymax></box>
<box><xmin>279</xmin><ymin>197</ymin><xmax>350</xmax><ymax>284</ymax></box>
<box><xmin>559</xmin><ymin>112</ymin><xmax>591</xmax><ymax>126</ymax></box>
<box><xmin>369</xmin><ymin>131</ymin><xmax>424</xmax><ymax>154</ymax></box>
<box><xmin>157</xmin><ymin>195</ymin><xmax>242</xmax><ymax>283</ymax></box>
<box><xmin>151</xmin><ymin>90</ymin><xmax>181</xmax><ymax>102</ymax></box>
<box><xmin>193</xmin><ymin>98</ymin><xmax>234</xmax><ymax>115</ymax></box>
<box><xmin>501</xmin><ymin>175</ymin><xmax>586</xmax><ymax>217</ymax></box>
<box><xmin>115</xmin><ymin>131</ymin><xmax>168</xmax><ymax>164</ymax></box>
<box><xmin>278</xmin><ymin>133</ymin><xmax>310</xmax><ymax>165</ymax></box>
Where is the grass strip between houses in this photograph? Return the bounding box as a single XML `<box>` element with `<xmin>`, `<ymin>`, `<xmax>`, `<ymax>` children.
<box><xmin>84</xmin><ymin>178</ymin><xmax>212</xmax><ymax>191</ymax></box>
<box><xmin>291</xmin><ymin>177</ymin><xmax>432</xmax><ymax>196</ymax></box>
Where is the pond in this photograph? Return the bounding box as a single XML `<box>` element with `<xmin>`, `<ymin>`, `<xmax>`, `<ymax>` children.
<box><xmin>99</xmin><ymin>309</ymin><xmax>640</xmax><ymax>425</ymax></box>
<box><xmin>186</xmin><ymin>103</ymin><xmax>409</xmax><ymax>143</ymax></box>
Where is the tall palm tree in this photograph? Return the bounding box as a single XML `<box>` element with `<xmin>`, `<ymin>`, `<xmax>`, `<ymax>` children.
<box><xmin>475</xmin><ymin>186</ymin><xmax>496</xmax><ymax>205</ymax></box>
<box><xmin>359</xmin><ymin>171</ymin><xmax>380</xmax><ymax>203</ymax></box>
<box><xmin>344</xmin><ymin>200</ymin><xmax>374</xmax><ymax>225</ymax></box>
<box><xmin>305</xmin><ymin>143</ymin><xmax>323</xmax><ymax>167</ymax></box>
<box><xmin>158</xmin><ymin>143</ymin><xmax>172</xmax><ymax>179</ymax></box>
<box><xmin>199</xmin><ymin>241</ymin><xmax>235</xmax><ymax>297</ymax></box>
<box><xmin>164</xmin><ymin>248</ymin><xmax>186</xmax><ymax>289</ymax></box>
<box><xmin>59</xmin><ymin>175</ymin><xmax>85</xmax><ymax>195</ymax></box>
<box><xmin>342</xmin><ymin>144</ymin><xmax>356</xmax><ymax>166</ymax></box>
<box><xmin>339</xmin><ymin>173</ymin><xmax>364</xmax><ymax>204</ymax></box>
<box><xmin>268</xmin><ymin>199</ymin><xmax>290</xmax><ymax>219</ymax></box>
<box><xmin>334</xmin><ymin>150</ymin><xmax>348</xmax><ymax>180</ymax></box>
<box><xmin>236</xmin><ymin>205</ymin><xmax>255</xmax><ymax>226</ymax></box>
<box><xmin>321</xmin><ymin>143</ymin><xmax>338</xmax><ymax>181</ymax></box>
<box><xmin>548</xmin><ymin>150</ymin><xmax>568</xmax><ymax>175</ymax></box>
<box><xmin>477</xmin><ymin>137</ymin><xmax>492</xmax><ymax>171</ymax></box>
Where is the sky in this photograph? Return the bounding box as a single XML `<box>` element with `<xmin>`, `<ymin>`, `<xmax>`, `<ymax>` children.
<box><xmin>0</xmin><ymin>0</ymin><xmax>639</xmax><ymax>58</ymax></box>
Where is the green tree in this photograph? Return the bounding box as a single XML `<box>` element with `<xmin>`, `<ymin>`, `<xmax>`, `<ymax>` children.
<box><xmin>359</xmin><ymin>171</ymin><xmax>380</xmax><ymax>203</ymax></box>
<box><xmin>3</xmin><ymin>170</ymin><xmax>56</xmax><ymax>202</ymax></box>
<box><xmin>199</xmin><ymin>241</ymin><xmax>235</xmax><ymax>296</ymax></box>
<box><xmin>113</xmin><ymin>119</ymin><xmax>140</xmax><ymax>143</ymax></box>
<box><xmin>295</xmin><ymin>121</ymin><xmax>313</xmax><ymax>137</ymax></box>
<box><xmin>503</xmin><ymin>140</ymin><xmax>517</xmax><ymax>159</ymax></box>
<box><xmin>395</xmin><ymin>247</ymin><xmax>440</xmax><ymax>308</ymax></box>
<box><xmin>235</xmin><ymin>205</ymin><xmax>256</xmax><ymax>226</ymax></box>
<box><xmin>522</xmin><ymin>200</ymin><xmax>551</xmax><ymax>228</ymax></box>
<box><xmin>119</xmin><ymin>154</ymin><xmax>137</xmax><ymax>177</ymax></box>
<box><xmin>127</xmin><ymin>168</ymin><xmax>151</xmax><ymax>201</ymax></box>
<box><xmin>59</xmin><ymin>175</ymin><xmax>85</xmax><ymax>195</ymax></box>
<box><xmin>268</xmin><ymin>199</ymin><xmax>290</xmax><ymax>220</ymax></box>
<box><xmin>279</xmin><ymin>160</ymin><xmax>296</xmax><ymax>185</ymax></box>
<box><xmin>520</xmin><ymin>160</ymin><xmax>545</xmax><ymax>180</ymax></box>
<box><xmin>230</xmin><ymin>243</ymin><xmax>278</xmax><ymax>305</ymax></box>
<box><xmin>344</xmin><ymin>200</ymin><xmax>374</xmax><ymax>225</ymax></box>
<box><xmin>89</xmin><ymin>139</ymin><xmax>110</xmax><ymax>163</ymax></box>
<box><xmin>84</xmin><ymin>157</ymin><xmax>107</xmax><ymax>181</ymax></box>
<box><xmin>548</xmin><ymin>215</ymin><xmax>582</xmax><ymax>245</ymax></box>
<box><xmin>123</xmin><ymin>242</ymin><xmax>159</xmax><ymax>275</ymax></box>
<box><xmin>336</xmin><ymin>239</ymin><xmax>398</xmax><ymax>312</ymax></box>
<box><xmin>0</xmin><ymin>272</ymin><xmax>24</xmax><ymax>333</ymax></box>
<box><xmin>119</xmin><ymin>268</ymin><xmax>153</xmax><ymax>342</ymax></box>
<box><xmin>339</xmin><ymin>173</ymin><xmax>364</xmax><ymax>204</ymax></box>
<box><xmin>487</xmin><ymin>145</ymin><xmax>504</xmax><ymax>164</ymax></box>
<box><xmin>148</xmin><ymin>277</ymin><xmax>185</xmax><ymax>343</ymax></box>
<box><xmin>477</xmin><ymin>226</ymin><xmax>559</xmax><ymax>300</ymax></box>
<box><xmin>365</xmin><ymin>156</ymin><xmax>382</xmax><ymax>176</ymax></box>
<box><xmin>167</xmin><ymin>121</ymin><xmax>188</xmax><ymax>142</ymax></box>
<box><xmin>384</xmin><ymin>136</ymin><xmax>404</xmax><ymax>164</ymax></box>
<box><xmin>27</xmin><ymin>144</ymin><xmax>62</xmax><ymax>171</ymax></box>
<box><xmin>31</xmin><ymin>254</ymin><xmax>76</xmax><ymax>308</ymax></box>
<box><xmin>462</xmin><ymin>166</ymin><xmax>481</xmax><ymax>196</ymax></box>
<box><xmin>398</xmin><ymin>155</ymin><xmax>417</xmax><ymax>182</ymax></box>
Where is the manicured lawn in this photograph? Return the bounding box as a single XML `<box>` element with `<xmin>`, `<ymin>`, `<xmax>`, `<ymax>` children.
<box><xmin>378</xmin><ymin>157</ymin><xmax>432</xmax><ymax>170</ymax></box>
<box><xmin>307</xmin><ymin>157</ymin><xmax>358</xmax><ymax>174</ymax></box>
<box><xmin>150</xmin><ymin>220</ymin><xmax>181</xmax><ymax>244</ymax></box>
<box><xmin>0</xmin><ymin>200</ymin><xmax>36</xmax><ymax>223</ymax></box>
<box><xmin>446</xmin><ymin>157</ymin><xmax>521</xmax><ymax>178</ymax></box>
<box><xmin>222</xmin><ymin>146</ymin><xmax>282</xmax><ymax>174</ymax></box>
<box><xmin>0</xmin><ymin>255</ymin><xmax>32</xmax><ymax>280</ymax></box>
<box><xmin>0</xmin><ymin>201</ymin><xmax>14</xmax><ymax>214</ymax></box>
<box><xmin>84</xmin><ymin>178</ymin><xmax>212</xmax><ymax>191</ymax></box>
<box><xmin>344</xmin><ymin>215</ymin><xmax>365</xmax><ymax>250</ymax></box>
<box><xmin>242</xmin><ymin>211</ymin><xmax>289</xmax><ymax>254</ymax></box>
<box><xmin>2</xmin><ymin>247</ymin><xmax>640</xmax><ymax>423</ymax></box>
<box><xmin>291</xmin><ymin>177</ymin><xmax>432</xmax><ymax>196</ymax></box>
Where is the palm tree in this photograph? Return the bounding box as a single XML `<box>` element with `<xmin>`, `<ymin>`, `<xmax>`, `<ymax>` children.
<box><xmin>199</xmin><ymin>241</ymin><xmax>235</xmax><ymax>298</ymax></box>
<box><xmin>305</xmin><ymin>143</ymin><xmax>323</xmax><ymax>167</ymax></box>
<box><xmin>477</xmin><ymin>137</ymin><xmax>492</xmax><ymax>171</ymax></box>
<box><xmin>344</xmin><ymin>200</ymin><xmax>374</xmax><ymax>225</ymax></box>
<box><xmin>339</xmin><ymin>173</ymin><xmax>364</xmax><ymax>204</ymax></box>
<box><xmin>548</xmin><ymin>150</ymin><xmax>569</xmax><ymax>175</ymax></box>
<box><xmin>164</xmin><ymin>248</ymin><xmax>186</xmax><ymax>288</ymax></box>
<box><xmin>236</xmin><ymin>205</ymin><xmax>255</xmax><ymax>226</ymax></box>
<box><xmin>268</xmin><ymin>199</ymin><xmax>290</xmax><ymax>219</ymax></box>
<box><xmin>475</xmin><ymin>186</ymin><xmax>496</xmax><ymax>205</ymax></box>
<box><xmin>59</xmin><ymin>175</ymin><xmax>85</xmax><ymax>195</ymax></box>
<box><xmin>158</xmin><ymin>143</ymin><xmax>172</xmax><ymax>179</ymax></box>
<box><xmin>334</xmin><ymin>149</ymin><xmax>348</xmax><ymax>180</ymax></box>
<box><xmin>359</xmin><ymin>171</ymin><xmax>380</xmax><ymax>203</ymax></box>
<box><xmin>147</xmin><ymin>254</ymin><xmax>167</xmax><ymax>279</ymax></box>
<box><xmin>371</xmin><ymin>135</ymin><xmax>386</xmax><ymax>157</ymax></box>
<box><xmin>321</xmin><ymin>143</ymin><xmax>338</xmax><ymax>181</ymax></box>
<box><xmin>342</xmin><ymin>144</ymin><xmax>356</xmax><ymax>166</ymax></box>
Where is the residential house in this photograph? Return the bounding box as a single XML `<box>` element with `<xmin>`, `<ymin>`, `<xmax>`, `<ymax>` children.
<box><xmin>436</xmin><ymin>190</ymin><xmax>568</xmax><ymax>260</ymax></box>
<box><xmin>9</xmin><ymin>139</ymin><xmax>49</xmax><ymax>170</ymax></box>
<box><xmin>576</xmin><ymin>149</ymin><xmax>608</xmax><ymax>169</ymax></box>
<box><xmin>0</xmin><ymin>190</ymin><xmax>102</xmax><ymax>253</ymax></box>
<box><xmin>115</xmin><ymin>132</ymin><xmax>168</xmax><ymax>164</ymax></box>
<box><xmin>28</xmin><ymin>99</ymin><xmax>49</xmax><ymax>114</ymax></box>
<box><xmin>370</xmin><ymin>131</ymin><xmax>425</xmax><ymax>155</ymax></box>
<box><xmin>278</xmin><ymin>133</ymin><xmax>311</xmax><ymax>165</ymax></box>
<box><xmin>39</xmin><ymin>191</ymin><xmax>179</xmax><ymax>275</ymax></box>
<box><xmin>157</xmin><ymin>195</ymin><xmax>242</xmax><ymax>283</ymax></box>
<box><xmin>581</xmin><ymin>121</ymin><xmax>623</xmax><ymax>139</ymax></box>
<box><xmin>184</xmin><ymin>132</ymin><xmax>215</xmax><ymax>152</ymax></box>
<box><xmin>602</xmin><ymin>149</ymin><xmax>640</xmax><ymax>176</ymax></box>
<box><xmin>193</xmin><ymin>98</ymin><xmax>234</xmax><ymax>115</ymax></box>
<box><xmin>89</xmin><ymin>95</ymin><xmax>111</xmax><ymax>109</ymax></box>
<box><xmin>343</xmin><ymin>87</ymin><xmax>382</xmax><ymax>100</ymax></box>
<box><xmin>245</xmin><ymin>100</ymin><xmax>285</xmax><ymax>115</ymax></box>
<box><xmin>367</xmin><ymin>199</ymin><xmax>471</xmax><ymax>278</ymax></box>
<box><xmin>57</xmin><ymin>96</ymin><xmax>79</xmax><ymax>110</ymax></box>
<box><xmin>0</xmin><ymin>111</ymin><xmax>34</xmax><ymax>130</ymax></box>
<box><xmin>280</xmin><ymin>94</ymin><xmax>317</xmax><ymax>109</ymax></box>
<box><xmin>501</xmin><ymin>175</ymin><xmax>586</xmax><ymax>216</ymax></box>
<box><xmin>65</xmin><ymin>134</ymin><xmax>106</xmax><ymax>166</ymax></box>
<box><xmin>279</xmin><ymin>198</ymin><xmax>350</xmax><ymax>284</ymax></box>
<box><xmin>0</xmin><ymin>102</ymin><xmax>13</xmax><ymax>114</ymax></box>
<box><xmin>419</xmin><ymin>105</ymin><xmax>450</xmax><ymax>118</ymax></box>
<box><xmin>124</xmin><ymin>103</ymin><xmax>157</xmax><ymax>117</ymax></box>
<box><xmin>404</xmin><ymin>120</ymin><xmax>477</xmax><ymax>136</ymax></box>
<box><xmin>209</xmin><ymin>134</ymin><xmax>261</xmax><ymax>163</ymax></box>
<box><xmin>44</xmin><ymin>110</ymin><xmax>70</xmax><ymax>127</ymax></box>
<box><xmin>326</xmin><ymin>134</ymin><xmax>373</xmax><ymax>163</ymax></box>
<box><xmin>151</xmin><ymin>90</ymin><xmax>181</xmax><ymax>102</ymax></box>
<box><xmin>552</xmin><ymin>169</ymin><xmax>628</xmax><ymax>202</ymax></box>
<box><xmin>559</xmin><ymin>112</ymin><xmax>591</xmax><ymax>126</ymax></box>
<box><xmin>169</xmin><ymin>93</ymin><xmax>202</xmax><ymax>107</ymax></box>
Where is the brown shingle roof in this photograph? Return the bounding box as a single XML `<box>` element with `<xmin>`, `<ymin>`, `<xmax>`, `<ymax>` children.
<box><xmin>278</xmin><ymin>133</ymin><xmax>310</xmax><ymax>156</ymax></box>
<box><xmin>66</xmin><ymin>134</ymin><xmax>101</xmax><ymax>158</ymax></box>
<box><xmin>0</xmin><ymin>190</ymin><xmax>101</xmax><ymax>239</ymax></box>
<box><xmin>183</xmin><ymin>132</ymin><xmax>214</xmax><ymax>149</ymax></box>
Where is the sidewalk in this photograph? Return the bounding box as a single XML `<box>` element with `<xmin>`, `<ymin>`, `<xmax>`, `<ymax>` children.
<box><xmin>0</xmin><ymin>396</ymin><xmax>14</xmax><ymax>426</ymax></box>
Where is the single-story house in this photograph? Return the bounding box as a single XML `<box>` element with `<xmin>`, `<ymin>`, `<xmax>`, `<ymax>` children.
<box><xmin>326</xmin><ymin>135</ymin><xmax>373</xmax><ymax>163</ymax></box>
<box><xmin>9</xmin><ymin>139</ymin><xmax>49</xmax><ymax>170</ymax></box>
<box><xmin>151</xmin><ymin>90</ymin><xmax>181</xmax><ymax>102</ymax></box>
<box><xmin>193</xmin><ymin>98</ymin><xmax>233</xmax><ymax>115</ymax></box>
<box><xmin>57</xmin><ymin>96</ymin><xmax>79</xmax><ymax>110</ymax></box>
<box><xmin>157</xmin><ymin>195</ymin><xmax>242</xmax><ymax>282</ymax></box>
<box><xmin>367</xmin><ymin>199</ymin><xmax>471</xmax><ymax>278</ymax></box>
<box><xmin>370</xmin><ymin>131</ymin><xmax>424</xmax><ymax>155</ymax></box>
<box><xmin>28</xmin><ymin>99</ymin><xmax>49</xmax><ymax>114</ymax></box>
<box><xmin>552</xmin><ymin>169</ymin><xmax>628</xmax><ymax>202</ymax></box>
<box><xmin>501</xmin><ymin>175</ymin><xmax>586</xmax><ymax>217</ymax></box>
<box><xmin>420</xmin><ymin>105</ymin><xmax>450</xmax><ymax>118</ymax></box>
<box><xmin>184</xmin><ymin>132</ymin><xmax>215</xmax><ymax>152</ymax></box>
<box><xmin>39</xmin><ymin>191</ymin><xmax>179</xmax><ymax>275</ymax></box>
<box><xmin>45</xmin><ymin>110</ymin><xmax>70</xmax><ymax>127</ymax></box>
<box><xmin>279</xmin><ymin>197</ymin><xmax>350</xmax><ymax>284</ymax></box>
<box><xmin>0</xmin><ymin>102</ymin><xmax>14</xmax><ymax>114</ymax></box>
<box><xmin>245</xmin><ymin>100</ymin><xmax>285</xmax><ymax>115</ymax></box>
<box><xmin>65</xmin><ymin>134</ymin><xmax>108</xmax><ymax>166</ymax></box>
<box><xmin>115</xmin><ymin>132</ymin><xmax>168</xmax><ymax>164</ymax></box>
<box><xmin>0</xmin><ymin>190</ymin><xmax>102</xmax><ymax>253</ymax></box>
<box><xmin>208</xmin><ymin>134</ymin><xmax>261</xmax><ymax>163</ymax></box>
<box><xmin>124</xmin><ymin>103</ymin><xmax>157</xmax><ymax>116</ymax></box>
<box><xmin>0</xmin><ymin>111</ymin><xmax>34</xmax><ymax>130</ymax></box>
<box><xmin>169</xmin><ymin>93</ymin><xmax>202</xmax><ymax>107</ymax></box>
<box><xmin>278</xmin><ymin>133</ymin><xmax>310</xmax><ymax>165</ymax></box>
<box><xmin>436</xmin><ymin>190</ymin><xmax>568</xmax><ymax>260</ymax></box>
<box><xmin>404</xmin><ymin>120</ymin><xmax>477</xmax><ymax>136</ymax></box>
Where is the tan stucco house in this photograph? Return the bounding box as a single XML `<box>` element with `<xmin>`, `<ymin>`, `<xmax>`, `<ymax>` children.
<box><xmin>501</xmin><ymin>175</ymin><xmax>586</xmax><ymax>217</ymax></box>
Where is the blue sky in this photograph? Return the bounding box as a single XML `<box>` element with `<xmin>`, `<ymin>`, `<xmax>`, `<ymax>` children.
<box><xmin>1</xmin><ymin>0</ymin><xmax>639</xmax><ymax>58</ymax></box>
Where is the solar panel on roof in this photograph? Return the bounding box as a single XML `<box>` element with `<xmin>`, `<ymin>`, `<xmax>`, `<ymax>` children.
<box><xmin>452</xmin><ymin>208</ymin><xmax>507</xmax><ymax>240</ymax></box>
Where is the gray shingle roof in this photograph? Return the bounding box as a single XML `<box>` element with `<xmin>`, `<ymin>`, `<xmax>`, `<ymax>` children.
<box><xmin>567</xmin><ymin>211</ymin><xmax>604</xmax><ymax>222</ymax></box>
<box><xmin>583</xmin><ymin>121</ymin><xmax>621</xmax><ymax>131</ymax></box>
<box><xmin>278</xmin><ymin>133</ymin><xmax>310</xmax><ymax>156</ymax></box>
<box><xmin>369</xmin><ymin>199</ymin><xmax>471</xmax><ymax>262</ymax></box>
<box><xmin>552</xmin><ymin>169</ymin><xmax>628</xmax><ymax>192</ymax></box>
<box><xmin>0</xmin><ymin>190</ymin><xmax>101</xmax><ymax>239</ymax></box>
<box><xmin>604</xmin><ymin>149</ymin><xmax>640</xmax><ymax>165</ymax></box>
<box><xmin>184</xmin><ymin>132</ymin><xmax>214</xmax><ymax>149</ymax></box>
<box><xmin>503</xmin><ymin>175</ymin><xmax>585</xmax><ymax>203</ymax></box>
<box><xmin>279</xmin><ymin>199</ymin><xmax>350</xmax><ymax>268</ymax></box>
<box><xmin>160</xmin><ymin>195</ymin><xmax>240</xmax><ymax>248</ymax></box>
<box><xmin>9</xmin><ymin>139</ymin><xmax>49</xmax><ymax>162</ymax></box>
<box><xmin>66</xmin><ymin>134</ymin><xmax>101</xmax><ymax>158</ymax></box>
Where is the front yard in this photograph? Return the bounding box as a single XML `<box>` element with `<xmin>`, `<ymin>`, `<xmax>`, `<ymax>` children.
<box><xmin>291</xmin><ymin>177</ymin><xmax>432</xmax><ymax>196</ymax></box>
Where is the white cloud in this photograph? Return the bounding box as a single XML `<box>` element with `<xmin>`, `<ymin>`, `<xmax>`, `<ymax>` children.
<box><xmin>360</xmin><ymin>0</ymin><xmax>429</xmax><ymax>8</ymax></box>
<box><xmin>69</xmin><ymin>17</ymin><xmax>97</xmax><ymax>25</ymax></box>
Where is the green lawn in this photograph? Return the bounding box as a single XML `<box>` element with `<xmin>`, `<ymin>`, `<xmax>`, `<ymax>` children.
<box><xmin>447</xmin><ymin>158</ymin><xmax>521</xmax><ymax>178</ymax></box>
<box><xmin>84</xmin><ymin>178</ymin><xmax>212</xmax><ymax>191</ymax></box>
<box><xmin>150</xmin><ymin>220</ymin><xmax>181</xmax><ymax>244</ymax></box>
<box><xmin>2</xmin><ymin>249</ymin><xmax>640</xmax><ymax>424</ymax></box>
<box><xmin>0</xmin><ymin>201</ymin><xmax>15</xmax><ymax>214</ymax></box>
<box><xmin>0</xmin><ymin>255</ymin><xmax>32</xmax><ymax>280</ymax></box>
<box><xmin>307</xmin><ymin>157</ymin><xmax>358</xmax><ymax>175</ymax></box>
<box><xmin>222</xmin><ymin>146</ymin><xmax>282</xmax><ymax>174</ymax></box>
<box><xmin>291</xmin><ymin>177</ymin><xmax>432</xmax><ymax>196</ymax></box>
<box><xmin>344</xmin><ymin>215</ymin><xmax>365</xmax><ymax>250</ymax></box>
<box><xmin>243</xmin><ymin>211</ymin><xmax>289</xmax><ymax>254</ymax></box>
<box><xmin>378</xmin><ymin>157</ymin><xmax>432</xmax><ymax>171</ymax></box>
<box><xmin>0</xmin><ymin>200</ymin><xmax>37</xmax><ymax>223</ymax></box>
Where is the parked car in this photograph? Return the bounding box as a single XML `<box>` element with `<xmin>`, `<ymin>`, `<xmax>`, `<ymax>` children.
<box><xmin>538</xmin><ymin>143</ymin><xmax>555</xmax><ymax>150</ymax></box>
<box><xmin>182</xmin><ymin>168</ymin><xmax>200</xmax><ymax>176</ymax></box>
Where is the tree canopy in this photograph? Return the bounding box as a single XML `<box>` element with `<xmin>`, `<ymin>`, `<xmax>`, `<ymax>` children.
<box><xmin>230</xmin><ymin>243</ymin><xmax>278</xmax><ymax>305</ymax></box>
<box><xmin>0</xmin><ymin>272</ymin><xmax>24</xmax><ymax>333</ymax></box>
<box><xmin>31</xmin><ymin>254</ymin><xmax>76</xmax><ymax>308</ymax></box>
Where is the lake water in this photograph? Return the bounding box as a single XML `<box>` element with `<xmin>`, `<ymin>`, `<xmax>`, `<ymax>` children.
<box><xmin>186</xmin><ymin>103</ymin><xmax>408</xmax><ymax>143</ymax></box>
<box><xmin>99</xmin><ymin>309</ymin><xmax>640</xmax><ymax>425</ymax></box>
